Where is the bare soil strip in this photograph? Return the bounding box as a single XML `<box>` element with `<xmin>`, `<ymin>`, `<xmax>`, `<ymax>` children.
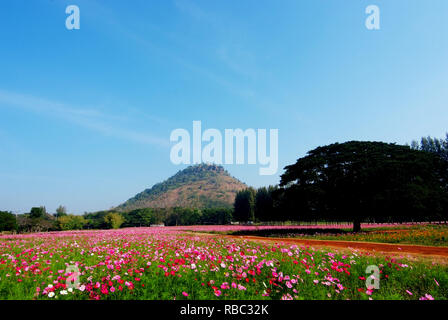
<box><xmin>188</xmin><ymin>232</ymin><xmax>448</xmax><ymax>262</ymax></box>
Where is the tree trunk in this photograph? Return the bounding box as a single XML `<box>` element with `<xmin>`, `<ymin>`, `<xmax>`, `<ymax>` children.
<box><xmin>353</xmin><ymin>219</ymin><xmax>361</xmax><ymax>233</ymax></box>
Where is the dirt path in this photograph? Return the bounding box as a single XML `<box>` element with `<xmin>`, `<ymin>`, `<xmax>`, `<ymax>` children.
<box><xmin>188</xmin><ymin>232</ymin><xmax>448</xmax><ymax>263</ymax></box>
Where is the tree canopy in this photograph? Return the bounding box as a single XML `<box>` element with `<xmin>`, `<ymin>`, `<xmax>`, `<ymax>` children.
<box><xmin>0</xmin><ymin>211</ymin><xmax>17</xmax><ymax>232</ymax></box>
<box><xmin>410</xmin><ymin>133</ymin><xmax>448</xmax><ymax>162</ymax></box>
<box><xmin>57</xmin><ymin>214</ymin><xmax>86</xmax><ymax>230</ymax></box>
<box><xmin>278</xmin><ymin>141</ymin><xmax>448</xmax><ymax>231</ymax></box>
<box><xmin>233</xmin><ymin>188</ymin><xmax>256</xmax><ymax>222</ymax></box>
<box><xmin>29</xmin><ymin>206</ymin><xmax>46</xmax><ymax>219</ymax></box>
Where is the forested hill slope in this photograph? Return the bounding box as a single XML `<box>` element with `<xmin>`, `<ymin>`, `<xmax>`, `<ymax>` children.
<box><xmin>116</xmin><ymin>164</ymin><xmax>247</xmax><ymax>211</ymax></box>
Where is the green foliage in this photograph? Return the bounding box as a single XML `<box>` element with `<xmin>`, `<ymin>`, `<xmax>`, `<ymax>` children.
<box><xmin>113</xmin><ymin>207</ymin><xmax>233</xmax><ymax>227</ymax></box>
<box><xmin>410</xmin><ymin>133</ymin><xmax>448</xmax><ymax>162</ymax></box>
<box><xmin>0</xmin><ymin>211</ymin><xmax>17</xmax><ymax>232</ymax></box>
<box><xmin>29</xmin><ymin>206</ymin><xmax>46</xmax><ymax>219</ymax></box>
<box><xmin>17</xmin><ymin>213</ymin><xmax>57</xmax><ymax>233</ymax></box>
<box><xmin>55</xmin><ymin>205</ymin><xmax>67</xmax><ymax>218</ymax></box>
<box><xmin>121</xmin><ymin>208</ymin><xmax>156</xmax><ymax>227</ymax></box>
<box><xmin>254</xmin><ymin>186</ymin><xmax>277</xmax><ymax>222</ymax></box>
<box><xmin>15</xmin><ymin>206</ymin><xmax>58</xmax><ymax>232</ymax></box>
<box><xmin>200</xmin><ymin>208</ymin><xmax>233</xmax><ymax>225</ymax></box>
<box><xmin>165</xmin><ymin>208</ymin><xmax>201</xmax><ymax>226</ymax></box>
<box><xmin>278</xmin><ymin>141</ymin><xmax>448</xmax><ymax>231</ymax></box>
<box><xmin>57</xmin><ymin>214</ymin><xmax>86</xmax><ymax>230</ymax></box>
<box><xmin>233</xmin><ymin>188</ymin><xmax>256</xmax><ymax>222</ymax></box>
<box><xmin>103</xmin><ymin>212</ymin><xmax>125</xmax><ymax>229</ymax></box>
<box><xmin>84</xmin><ymin>211</ymin><xmax>110</xmax><ymax>229</ymax></box>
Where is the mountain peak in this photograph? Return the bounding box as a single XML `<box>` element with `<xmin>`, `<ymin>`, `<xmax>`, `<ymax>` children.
<box><xmin>116</xmin><ymin>164</ymin><xmax>247</xmax><ymax>211</ymax></box>
<box><xmin>173</xmin><ymin>163</ymin><xmax>228</xmax><ymax>176</ymax></box>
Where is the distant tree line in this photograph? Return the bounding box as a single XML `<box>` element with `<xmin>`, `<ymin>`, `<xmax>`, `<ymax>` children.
<box><xmin>0</xmin><ymin>206</ymin><xmax>233</xmax><ymax>233</ymax></box>
<box><xmin>233</xmin><ymin>186</ymin><xmax>277</xmax><ymax>223</ymax></box>
<box><xmin>86</xmin><ymin>207</ymin><xmax>232</xmax><ymax>228</ymax></box>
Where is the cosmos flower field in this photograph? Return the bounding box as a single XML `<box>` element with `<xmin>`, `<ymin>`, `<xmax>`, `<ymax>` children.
<box><xmin>0</xmin><ymin>227</ymin><xmax>446</xmax><ymax>300</ymax></box>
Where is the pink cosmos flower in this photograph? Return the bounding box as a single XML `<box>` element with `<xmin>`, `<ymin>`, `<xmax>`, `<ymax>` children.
<box><xmin>220</xmin><ymin>283</ymin><xmax>230</xmax><ymax>290</ymax></box>
<box><xmin>237</xmin><ymin>284</ymin><xmax>246</xmax><ymax>291</ymax></box>
<box><xmin>182</xmin><ymin>292</ymin><xmax>188</xmax><ymax>297</ymax></box>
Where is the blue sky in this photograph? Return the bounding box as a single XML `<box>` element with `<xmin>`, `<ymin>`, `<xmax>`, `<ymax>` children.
<box><xmin>1</xmin><ymin>0</ymin><xmax>447</xmax><ymax>214</ymax></box>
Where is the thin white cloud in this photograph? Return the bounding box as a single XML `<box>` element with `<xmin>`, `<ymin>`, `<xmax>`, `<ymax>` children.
<box><xmin>0</xmin><ymin>89</ymin><xmax>169</xmax><ymax>148</ymax></box>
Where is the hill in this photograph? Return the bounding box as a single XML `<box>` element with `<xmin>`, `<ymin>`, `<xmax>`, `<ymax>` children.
<box><xmin>116</xmin><ymin>164</ymin><xmax>247</xmax><ymax>211</ymax></box>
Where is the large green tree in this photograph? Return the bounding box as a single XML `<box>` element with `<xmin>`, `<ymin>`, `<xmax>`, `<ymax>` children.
<box><xmin>58</xmin><ymin>214</ymin><xmax>86</xmax><ymax>230</ymax></box>
<box><xmin>29</xmin><ymin>206</ymin><xmax>46</xmax><ymax>219</ymax></box>
<box><xmin>103</xmin><ymin>212</ymin><xmax>125</xmax><ymax>229</ymax></box>
<box><xmin>0</xmin><ymin>211</ymin><xmax>17</xmax><ymax>232</ymax></box>
<box><xmin>279</xmin><ymin>141</ymin><xmax>448</xmax><ymax>232</ymax></box>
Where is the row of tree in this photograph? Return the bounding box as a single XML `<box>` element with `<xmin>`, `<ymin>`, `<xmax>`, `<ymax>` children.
<box><xmin>234</xmin><ymin>186</ymin><xmax>277</xmax><ymax>222</ymax></box>
<box><xmin>0</xmin><ymin>206</ymin><xmax>233</xmax><ymax>232</ymax></box>
<box><xmin>233</xmin><ymin>135</ymin><xmax>448</xmax><ymax>231</ymax></box>
<box><xmin>0</xmin><ymin>206</ymin><xmax>128</xmax><ymax>233</ymax></box>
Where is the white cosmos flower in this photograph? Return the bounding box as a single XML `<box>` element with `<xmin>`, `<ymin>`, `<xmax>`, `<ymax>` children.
<box><xmin>60</xmin><ymin>290</ymin><xmax>68</xmax><ymax>295</ymax></box>
<box><xmin>48</xmin><ymin>292</ymin><xmax>55</xmax><ymax>298</ymax></box>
